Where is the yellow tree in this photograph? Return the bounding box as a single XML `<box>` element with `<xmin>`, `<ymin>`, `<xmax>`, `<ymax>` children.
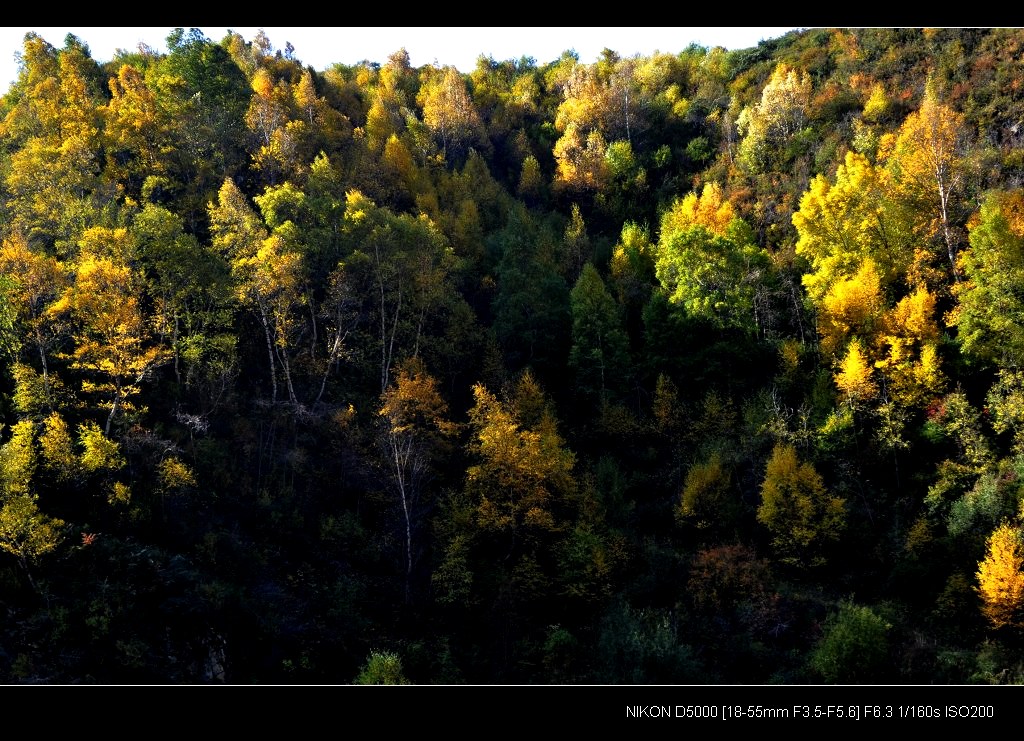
<box><xmin>418</xmin><ymin>65</ymin><xmax>486</xmax><ymax>162</ymax></box>
<box><xmin>378</xmin><ymin>358</ymin><xmax>455</xmax><ymax>603</ymax></box>
<box><xmin>0</xmin><ymin>420</ymin><xmax>64</xmax><ymax>588</ymax></box>
<box><xmin>659</xmin><ymin>182</ymin><xmax>736</xmax><ymax>238</ymax></box>
<box><xmin>834</xmin><ymin>338</ymin><xmax>878</xmax><ymax>409</ymax></box>
<box><xmin>52</xmin><ymin>243</ymin><xmax>167</xmax><ymax>434</ymax></box>
<box><xmin>553</xmin><ymin>122</ymin><xmax>608</xmax><ymax>193</ymax></box>
<box><xmin>102</xmin><ymin>64</ymin><xmax>166</xmax><ymax>194</ymax></box>
<box><xmin>466</xmin><ymin>381</ymin><xmax>575</xmax><ymax>540</ymax></box>
<box><xmin>291</xmin><ymin>68</ymin><xmax>351</xmax><ymax>160</ymax></box>
<box><xmin>882</xmin><ymin>84</ymin><xmax>973</xmax><ymax>276</ymax></box>
<box><xmin>0</xmin><ymin>233</ymin><xmax>68</xmax><ymax>389</ymax></box>
<box><xmin>236</xmin><ymin>227</ymin><xmax>305</xmax><ymax>406</ymax></box>
<box><xmin>209</xmin><ymin>178</ymin><xmax>293</xmax><ymax>404</ymax></box>
<box><xmin>2</xmin><ymin>34</ymin><xmax>106</xmax><ymax>251</ymax></box>
<box><xmin>976</xmin><ymin>522</ymin><xmax>1024</xmax><ymax>630</ymax></box>
<box><xmin>363</xmin><ymin>49</ymin><xmax>416</xmax><ymax>154</ymax></box>
<box><xmin>245</xmin><ymin>67</ymin><xmax>296</xmax><ymax>183</ymax></box>
<box><xmin>0</xmin><ymin>496</ymin><xmax>64</xmax><ymax>586</ymax></box>
<box><xmin>793</xmin><ymin>151</ymin><xmax>914</xmax><ymax>305</ymax></box>
<box><xmin>817</xmin><ymin>258</ymin><xmax>883</xmax><ymax>357</ymax></box>
<box><xmin>875</xmin><ymin>286</ymin><xmax>945</xmax><ymax>408</ymax></box>
<box><xmin>435</xmin><ymin>375</ymin><xmax>577</xmax><ymax>613</ymax></box>
<box><xmin>736</xmin><ymin>63</ymin><xmax>811</xmax><ymax>173</ymax></box>
<box><xmin>758</xmin><ymin>443</ymin><xmax>846</xmax><ymax>567</ymax></box>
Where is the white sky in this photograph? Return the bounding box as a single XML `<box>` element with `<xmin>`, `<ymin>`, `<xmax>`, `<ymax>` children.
<box><xmin>0</xmin><ymin>27</ymin><xmax>799</xmax><ymax>94</ymax></box>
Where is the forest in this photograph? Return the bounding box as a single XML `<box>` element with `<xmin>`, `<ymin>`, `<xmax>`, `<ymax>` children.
<box><xmin>1</xmin><ymin>26</ymin><xmax>1024</xmax><ymax>685</ymax></box>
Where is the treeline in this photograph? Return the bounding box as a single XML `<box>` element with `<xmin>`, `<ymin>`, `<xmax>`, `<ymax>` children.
<box><xmin>1</xmin><ymin>27</ymin><xmax>1024</xmax><ymax>684</ymax></box>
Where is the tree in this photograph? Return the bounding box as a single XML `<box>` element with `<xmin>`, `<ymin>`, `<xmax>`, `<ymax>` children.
<box><xmin>102</xmin><ymin>64</ymin><xmax>167</xmax><ymax>197</ymax></box>
<box><xmin>950</xmin><ymin>189</ymin><xmax>1024</xmax><ymax>368</ymax></box>
<box><xmin>491</xmin><ymin>205</ymin><xmax>570</xmax><ymax>377</ymax></box>
<box><xmin>243</xmin><ymin>66</ymin><xmax>310</xmax><ymax>185</ymax></box>
<box><xmin>435</xmin><ymin>377</ymin><xmax>577</xmax><ymax>621</ymax></box>
<box><xmin>0</xmin><ymin>421</ymin><xmax>37</xmax><ymax>500</ymax></box>
<box><xmin>465</xmin><ymin>381</ymin><xmax>575</xmax><ymax>540</ymax></box>
<box><xmin>976</xmin><ymin>522</ymin><xmax>1024</xmax><ymax>630</ymax></box>
<box><xmin>0</xmin><ymin>235</ymin><xmax>67</xmax><ymax>387</ymax></box>
<box><xmin>736</xmin><ymin>63</ymin><xmax>811</xmax><ymax>173</ymax></box>
<box><xmin>568</xmin><ymin>263</ymin><xmax>631</xmax><ymax>406</ymax></box>
<box><xmin>209</xmin><ymin>178</ymin><xmax>293</xmax><ymax>404</ymax></box>
<box><xmin>757</xmin><ymin>443</ymin><xmax>845</xmax><ymax>567</ymax></box>
<box><xmin>378</xmin><ymin>358</ymin><xmax>454</xmax><ymax>603</ymax></box>
<box><xmin>810</xmin><ymin>601</ymin><xmax>891</xmax><ymax>683</ymax></box>
<box><xmin>793</xmin><ymin>151</ymin><xmax>918</xmax><ymax>306</ymax></box>
<box><xmin>418</xmin><ymin>65</ymin><xmax>486</xmax><ymax>162</ymax></box>
<box><xmin>834</xmin><ymin>338</ymin><xmax>878</xmax><ymax>409</ymax></box>
<box><xmin>0</xmin><ymin>419</ymin><xmax>65</xmax><ymax>588</ymax></box>
<box><xmin>561</xmin><ymin>203</ymin><xmax>591</xmax><ymax>282</ymax></box>
<box><xmin>1</xmin><ymin>34</ymin><xmax>108</xmax><ymax>253</ymax></box>
<box><xmin>677</xmin><ymin>454</ymin><xmax>736</xmax><ymax>536</ymax></box>
<box><xmin>52</xmin><ymin>244</ymin><xmax>167</xmax><ymax>434</ymax></box>
<box><xmin>816</xmin><ymin>258</ymin><xmax>884</xmax><ymax>358</ymax></box>
<box><xmin>874</xmin><ymin>285</ymin><xmax>944</xmax><ymax>408</ymax></box>
<box><xmin>882</xmin><ymin>83</ymin><xmax>973</xmax><ymax>276</ymax></box>
<box><xmin>337</xmin><ymin>190</ymin><xmax>452</xmax><ymax>393</ymax></box>
<box><xmin>353</xmin><ymin>650</ymin><xmax>410</xmax><ymax>684</ymax></box>
<box><xmin>655</xmin><ymin>191</ymin><xmax>767</xmax><ymax>334</ymax></box>
<box><xmin>132</xmin><ymin>203</ymin><xmax>236</xmax><ymax>397</ymax></box>
<box><xmin>156</xmin><ymin>28</ymin><xmax>250</xmax><ymax>216</ymax></box>
<box><xmin>0</xmin><ymin>496</ymin><xmax>64</xmax><ymax>578</ymax></box>
<box><xmin>0</xmin><ymin>276</ymin><xmax>17</xmax><ymax>362</ymax></box>
<box><xmin>553</xmin><ymin>123</ymin><xmax>609</xmax><ymax>193</ymax></box>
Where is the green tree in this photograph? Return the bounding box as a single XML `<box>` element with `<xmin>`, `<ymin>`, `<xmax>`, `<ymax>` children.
<box><xmin>132</xmin><ymin>203</ymin><xmax>236</xmax><ymax>397</ymax></box>
<box><xmin>950</xmin><ymin>189</ymin><xmax>1024</xmax><ymax>368</ymax></box>
<box><xmin>491</xmin><ymin>205</ymin><xmax>570</xmax><ymax>377</ymax></box>
<box><xmin>655</xmin><ymin>193</ymin><xmax>767</xmax><ymax>334</ymax></box>
<box><xmin>568</xmin><ymin>263</ymin><xmax>631</xmax><ymax>405</ymax></box>
<box><xmin>354</xmin><ymin>650</ymin><xmax>410</xmax><ymax>684</ymax></box>
<box><xmin>810</xmin><ymin>601</ymin><xmax>891</xmax><ymax>683</ymax></box>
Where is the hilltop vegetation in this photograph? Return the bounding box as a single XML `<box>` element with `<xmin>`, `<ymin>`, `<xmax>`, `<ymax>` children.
<box><xmin>2</xmin><ymin>27</ymin><xmax>1024</xmax><ymax>684</ymax></box>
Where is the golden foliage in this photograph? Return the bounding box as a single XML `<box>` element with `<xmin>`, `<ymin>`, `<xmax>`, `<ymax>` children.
<box><xmin>158</xmin><ymin>457</ymin><xmax>197</xmax><ymax>493</ymax></box>
<box><xmin>77</xmin><ymin>420</ymin><xmax>124</xmax><ymax>473</ymax></box>
<box><xmin>466</xmin><ymin>383</ymin><xmax>574</xmax><ymax>535</ymax></box>
<box><xmin>818</xmin><ymin>259</ymin><xmax>883</xmax><ymax>356</ymax></box>
<box><xmin>835</xmin><ymin>339</ymin><xmax>878</xmax><ymax>406</ymax></box>
<box><xmin>0</xmin><ymin>495</ymin><xmax>64</xmax><ymax>562</ymax></box>
<box><xmin>0</xmin><ymin>420</ymin><xmax>36</xmax><ymax>500</ymax></box>
<box><xmin>660</xmin><ymin>182</ymin><xmax>736</xmax><ymax>238</ymax></box>
<box><xmin>553</xmin><ymin>123</ymin><xmax>608</xmax><ymax>192</ymax></box>
<box><xmin>677</xmin><ymin>453</ymin><xmax>731</xmax><ymax>530</ymax></box>
<box><xmin>758</xmin><ymin>443</ymin><xmax>845</xmax><ymax>566</ymax></box>
<box><xmin>976</xmin><ymin>522</ymin><xmax>1024</xmax><ymax>629</ymax></box>
<box><xmin>39</xmin><ymin>413</ymin><xmax>76</xmax><ymax>482</ymax></box>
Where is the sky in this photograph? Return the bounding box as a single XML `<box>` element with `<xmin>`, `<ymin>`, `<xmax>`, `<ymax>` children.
<box><xmin>0</xmin><ymin>26</ymin><xmax>800</xmax><ymax>93</ymax></box>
